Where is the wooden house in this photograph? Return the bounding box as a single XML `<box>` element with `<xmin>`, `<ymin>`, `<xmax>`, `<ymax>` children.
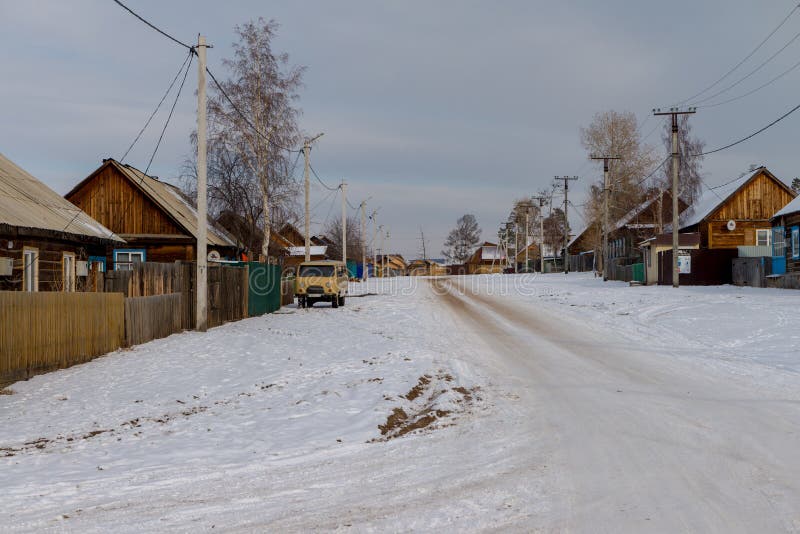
<box><xmin>515</xmin><ymin>242</ymin><xmax>541</xmax><ymax>272</ymax></box>
<box><xmin>678</xmin><ymin>166</ymin><xmax>795</xmax><ymax>250</ymax></box>
<box><xmin>770</xmin><ymin>195</ymin><xmax>800</xmax><ymax>276</ymax></box>
<box><xmin>0</xmin><ymin>151</ymin><xmax>122</xmax><ymax>291</ymax></box>
<box><xmin>66</xmin><ymin>159</ymin><xmax>237</xmax><ymax>270</ymax></box>
<box><xmin>408</xmin><ymin>259</ymin><xmax>448</xmax><ymax>276</ymax></box>
<box><xmin>606</xmin><ymin>191</ymin><xmax>687</xmax><ymax>279</ymax></box>
<box><xmin>466</xmin><ymin>242</ymin><xmax>505</xmax><ymax>274</ymax></box>
<box><xmin>376</xmin><ymin>254</ymin><xmax>407</xmax><ymax>277</ymax></box>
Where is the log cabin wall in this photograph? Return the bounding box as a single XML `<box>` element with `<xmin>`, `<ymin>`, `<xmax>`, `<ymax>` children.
<box><xmin>0</xmin><ymin>236</ymin><xmax>105</xmax><ymax>292</ymax></box>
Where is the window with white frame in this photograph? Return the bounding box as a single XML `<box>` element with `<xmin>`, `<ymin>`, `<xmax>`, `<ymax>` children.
<box><xmin>773</xmin><ymin>226</ymin><xmax>785</xmax><ymax>257</ymax></box>
<box><xmin>23</xmin><ymin>248</ymin><xmax>38</xmax><ymax>292</ymax></box>
<box><xmin>756</xmin><ymin>229</ymin><xmax>771</xmax><ymax>248</ymax></box>
<box><xmin>792</xmin><ymin>227</ymin><xmax>800</xmax><ymax>259</ymax></box>
<box><xmin>62</xmin><ymin>252</ymin><xmax>76</xmax><ymax>292</ymax></box>
<box><xmin>114</xmin><ymin>250</ymin><xmax>145</xmax><ymax>270</ymax></box>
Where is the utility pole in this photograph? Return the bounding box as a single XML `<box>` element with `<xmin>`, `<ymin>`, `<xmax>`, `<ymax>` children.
<box><xmin>374</xmin><ymin>222</ymin><xmax>382</xmax><ymax>278</ymax></box>
<box><xmin>341</xmin><ymin>180</ymin><xmax>347</xmax><ymax>268</ymax></box>
<box><xmin>360</xmin><ymin>201</ymin><xmax>367</xmax><ymax>281</ymax></box>
<box><xmin>419</xmin><ymin>227</ymin><xmax>428</xmax><ymax>261</ymax></box>
<box><xmin>590</xmin><ymin>155</ymin><xmax>621</xmax><ymax>281</ymax></box>
<box><xmin>654</xmin><ymin>107</ymin><xmax>696</xmax><ymax>288</ymax></box>
<box><xmin>554</xmin><ymin>176</ymin><xmax>579</xmax><ymax>274</ymax></box>
<box><xmin>196</xmin><ymin>35</ymin><xmax>209</xmax><ymax>332</ymax></box>
<box><xmin>380</xmin><ymin>228</ymin><xmax>386</xmax><ymax>277</ymax></box>
<box><xmin>303</xmin><ymin>133</ymin><xmax>324</xmax><ymax>262</ymax></box>
<box><xmin>531</xmin><ymin>196</ymin><xmax>547</xmax><ymax>273</ymax></box>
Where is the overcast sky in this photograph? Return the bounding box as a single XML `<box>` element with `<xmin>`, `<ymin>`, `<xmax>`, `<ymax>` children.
<box><xmin>2</xmin><ymin>1</ymin><xmax>799</xmax><ymax>258</ymax></box>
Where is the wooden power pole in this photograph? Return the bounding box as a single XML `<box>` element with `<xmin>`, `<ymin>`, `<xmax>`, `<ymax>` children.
<box><xmin>654</xmin><ymin>107</ymin><xmax>696</xmax><ymax>288</ymax></box>
<box><xmin>591</xmin><ymin>155</ymin><xmax>621</xmax><ymax>281</ymax></box>
<box><xmin>303</xmin><ymin>133</ymin><xmax>324</xmax><ymax>262</ymax></box>
<box><xmin>196</xmin><ymin>35</ymin><xmax>209</xmax><ymax>332</ymax></box>
<box><xmin>554</xmin><ymin>176</ymin><xmax>578</xmax><ymax>274</ymax></box>
<box><xmin>341</xmin><ymin>180</ymin><xmax>347</xmax><ymax>268</ymax></box>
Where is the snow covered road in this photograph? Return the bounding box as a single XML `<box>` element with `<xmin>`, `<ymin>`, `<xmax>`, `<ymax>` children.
<box><xmin>2</xmin><ymin>274</ymin><xmax>800</xmax><ymax>532</ymax></box>
<box><xmin>435</xmin><ymin>274</ymin><xmax>800</xmax><ymax>532</ymax></box>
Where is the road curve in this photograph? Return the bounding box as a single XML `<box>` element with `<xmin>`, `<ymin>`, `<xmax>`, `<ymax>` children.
<box><xmin>431</xmin><ymin>277</ymin><xmax>800</xmax><ymax>533</ymax></box>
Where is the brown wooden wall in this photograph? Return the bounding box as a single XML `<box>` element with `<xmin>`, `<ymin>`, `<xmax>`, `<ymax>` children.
<box><xmin>702</xmin><ymin>171</ymin><xmax>795</xmax><ymax>249</ymax></box>
<box><xmin>0</xmin><ymin>236</ymin><xmax>105</xmax><ymax>292</ymax></box>
<box><xmin>67</xmin><ymin>164</ymin><xmax>186</xmax><ymax>237</ymax></box>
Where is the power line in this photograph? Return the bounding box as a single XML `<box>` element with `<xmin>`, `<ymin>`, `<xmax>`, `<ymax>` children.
<box><xmin>121</xmin><ymin>51</ymin><xmax>193</xmax><ymax>162</ymax></box>
<box><xmin>205</xmin><ymin>67</ymin><xmax>299</xmax><ymax>153</ymax></box>
<box><xmin>110</xmin><ymin>52</ymin><xmax>194</xmax><ymax>232</ymax></box>
<box><xmin>698</xmin><ymin>55</ymin><xmax>800</xmax><ymax>109</ymax></box>
<box><xmin>309</xmin><ymin>163</ymin><xmax>339</xmax><ymax>191</ymax></box>
<box><xmin>690</xmin><ymin>100</ymin><xmax>800</xmax><ymax>157</ymax></box>
<box><xmin>691</xmin><ymin>27</ymin><xmax>800</xmax><ymax>106</ymax></box>
<box><xmin>111</xmin><ymin>0</ymin><xmax>193</xmax><ymax>50</ymax></box>
<box><xmin>679</xmin><ymin>3</ymin><xmax>800</xmax><ymax>105</ymax></box>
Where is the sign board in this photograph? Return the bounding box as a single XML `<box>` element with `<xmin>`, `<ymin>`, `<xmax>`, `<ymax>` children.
<box><xmin>677</xmin><ymin>253</ymin><xmax>691</xmax><ymax>274</ymax></box>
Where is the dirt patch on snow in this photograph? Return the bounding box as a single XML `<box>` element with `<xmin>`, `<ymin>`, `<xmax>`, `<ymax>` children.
<box><xmin>0</xmin><ymin>388</ymin><xmax>13</xmax><ymax>395</ymax></box>
<box><xmin>374</xmin><ymin>372</ymin><xmax>481</xmax><ymax>441</ymax></box>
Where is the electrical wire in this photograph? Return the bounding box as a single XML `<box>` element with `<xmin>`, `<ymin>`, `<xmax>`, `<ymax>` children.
<box><xmin>111</xmin><ymin>0</ymin><xmax>193</xmax><ymax>50</ymax></box>
<box><xmin>108</xmin><ymin>52</ymin><xmax>194</xmax><ymax>232</ymax></box>
<box><xmin>678</xmin><ymin>3</ymin><xmax>800</xmax><ymax>105</ymax></box>
<box><xmin>121</xmin><ymin>51</ymin><xmax>193</xmax><ymax>162</ymax></box>
<box><xmin>691</xmin><ymin>27</ymin><xmax>800</xmax><ymax>106</ymax></box>
<box><xmin>690</xmin><ymin>100</ymin><xmax>800</xmax><ymax>157</ymax></box>
<box><xmin>698</xmin><ymin>55</ymin><xmax>800</xmax><ymax>109</ymax></box>
<box><xmin>309</xmin><ymin>163</ymin><xmax>339</xmax><ymax>191</ymax></box>
<box><xmin>205</xmin><ymin>67</ymin><xmax>299</xmax><ymax>153</ymax></box>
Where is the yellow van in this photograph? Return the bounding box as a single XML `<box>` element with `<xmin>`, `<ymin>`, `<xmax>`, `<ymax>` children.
<box><xmin>295</xmin><ymin>260</ymin><xmax>349</xmax><ymax>308</ymax></box>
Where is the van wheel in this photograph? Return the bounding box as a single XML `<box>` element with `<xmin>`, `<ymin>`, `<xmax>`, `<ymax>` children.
<box><xmin>331</xmin><ymin>296</ymin><xmax>339</xmax><ymax>308</ymax></box>
<box><xmin>339</xmin><ymin>295</ymin><xmax>345</xmax><ymax>306</ymax></box>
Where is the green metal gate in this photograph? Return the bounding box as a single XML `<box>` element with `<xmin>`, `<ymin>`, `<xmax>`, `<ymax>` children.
<box><xmin>237</xmin><ymin>262</ymin><xmax>282</xmax><ymax>316</ymax></box>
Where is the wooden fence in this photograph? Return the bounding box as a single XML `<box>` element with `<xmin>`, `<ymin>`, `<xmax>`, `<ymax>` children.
<box><xmin>281</xmin><ymin>279</ymin><xmax>295</xmax><ymax>306</ymax></box>
<box><xmin>0</xmin><ymin>291</ymin><xmax>124</xmax><ymax>386</ymax></box>
<box><xmin>124</xmin><ymin>293</ymin><xmax>184</xmax><ymax>346</ymax></box>
<box><xmin>208</xmin><ymin>264</ymin><xmax>248</xmax><ymax>328</ymax></box>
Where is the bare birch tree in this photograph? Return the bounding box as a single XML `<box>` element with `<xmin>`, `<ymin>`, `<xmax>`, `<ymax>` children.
<box><xmin>208</xmin><ymin>19</ymin><xmax>304</xmax><ymax>260</ymax></box>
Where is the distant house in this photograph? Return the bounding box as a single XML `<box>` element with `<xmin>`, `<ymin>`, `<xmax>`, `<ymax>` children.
<box><xmin>276</xmin><ymin>223</ymin><xmax>329</xmax><ymax>274</ymax></box>
<box><xmin>0</xmin><ymin>152</ymin><xmax>122</xmax><ymax>291</ymax></box>
<box><xmin>66</xmin><ymin>159</ymin><xmax>237</xmax><ymax>270</ymax></box>
<box><xmin>466</xmin><ymin>242</ymin><xmax>505</xmax><ymax>274</ymax></box>
<box><xmin>770</xmin><ymin>195</ymin><xmax>800</xmax><ymax>277</ymax></box>
<box><xmin>408</xmin><ymin>259</ymin><xmax>447</xmax><ymax>276</ymax></box>
<box><xmin>515</xmin><ymin>241</ymin><xmax>541</xmax><ymax>272</ymax></box>
<box><xmin>678</xmin><ymin>166</ymin><xmax>795</xmax><ymax>250</ymax></box>
<box><xmin>376</xmin><ymin>254</ymin><xmax>407</xmax><ymax>277</ymax></box>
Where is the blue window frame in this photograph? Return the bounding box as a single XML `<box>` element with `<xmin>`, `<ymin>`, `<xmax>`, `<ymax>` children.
<box><xmin>88</xmin><ymin>255</ymin><xmax>106</xmax><ymax>273</ymax></box>
<box><xmin>113</xmin><ymin>249</ymin><xmax>146</xmax><ymax>270</ymax></box>
<box><xmin>792</xmin><ymin>227</ymin><xmax>800</xmax><ymax>259</ymax></box>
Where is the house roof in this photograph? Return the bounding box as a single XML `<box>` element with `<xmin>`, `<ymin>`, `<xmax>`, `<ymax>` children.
<box><xmin>678</xmin><ymin>166</ymin><xmax>792</xmax><ymax>230</ymax></box>
<box><xmin>0</xmin><ymin>151</ymin><xmax>122</xmax><ymax>242</ymax></box>
<box><xmin>773</xmin><ymin>194</ymin><xmax>800</xmax><ymax>218</ymax></box>
<box><xmin>72</xmin><ymin>159</ymin><xmax>236</xmax><ymax>248</ymax></box>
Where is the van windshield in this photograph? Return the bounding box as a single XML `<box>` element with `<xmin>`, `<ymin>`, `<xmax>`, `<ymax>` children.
<box><xmin>298</xmin><ymin>265</ymin><xmax>335</xmax><ymax>277</ymax></box>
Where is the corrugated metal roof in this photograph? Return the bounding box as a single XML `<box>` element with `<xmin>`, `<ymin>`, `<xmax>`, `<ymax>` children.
<box><xmin>0</xmin><ymin>151</ymin><xmax>122</xmax><ymax>242</ymax></box>
<box><xmin>110</xmin><ymin>160</ymin><xmax>237</xmax><ymax>248</ymax></box>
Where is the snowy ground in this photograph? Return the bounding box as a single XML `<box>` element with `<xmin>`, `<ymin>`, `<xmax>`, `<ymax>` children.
<box><xmin>2</xmin><ymin>273</ymin><xmax>800</xmax><ymax>531</ymax></box>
